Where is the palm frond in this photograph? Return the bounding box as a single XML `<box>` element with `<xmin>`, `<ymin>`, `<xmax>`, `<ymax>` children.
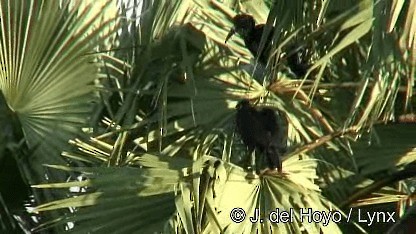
<box><xmin>0</xmin><ymin>0</ymin><xmax>117</xmax><ymax>183</ymax></box>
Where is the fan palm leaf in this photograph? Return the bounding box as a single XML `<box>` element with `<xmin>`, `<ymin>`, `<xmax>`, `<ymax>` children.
<box><xmin>0</xmin><ymin>0</ymin><xmax>117</xmax><ymax>184</ymax></box>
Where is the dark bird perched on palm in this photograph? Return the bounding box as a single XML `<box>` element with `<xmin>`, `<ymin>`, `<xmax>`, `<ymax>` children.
<box><xmin>225</xmin><ymin>14</ymin><xmax>310</xmax><ymax>78</ymax></box>
<box><xmin>225</xmin><ymin>14</ymin><xmax>273</xmax><ymax>65</ymax></box>
<box><xmin>286</xmin><ymin>44</ymin><xmax>310</xmax><ymax>77</ymax></box>
<box><xmin>235</xmin><ymin>99</ymin><xmax>288</xmax><ymax>176</ymax></box>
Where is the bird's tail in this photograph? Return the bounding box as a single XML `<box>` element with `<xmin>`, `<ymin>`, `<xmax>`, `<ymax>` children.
<box><xmin>266</xmin><ymin>147</ymin><xmax>282</xmax><ymax>172</ymax></box>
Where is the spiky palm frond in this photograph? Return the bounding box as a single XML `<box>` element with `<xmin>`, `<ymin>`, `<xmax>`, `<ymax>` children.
<box><xmin>0</xmin><ymin>0</ymin><xmax>117</xmax><ymax>183</ymax></box>
<box><xmin>32</xmin><ymin>152</ymin><xmax>347</xmax><ymax>233</ymax></box>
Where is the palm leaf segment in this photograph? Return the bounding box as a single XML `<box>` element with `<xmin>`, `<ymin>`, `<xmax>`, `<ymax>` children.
<box><xmin>0</xmin><ymin>0</ymin><xmax>116</xmax><ymax>182</ymax></box>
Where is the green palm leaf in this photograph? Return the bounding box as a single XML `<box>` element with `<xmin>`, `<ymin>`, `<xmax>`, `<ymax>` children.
<box><xmin>32</xmin><ymin>154</ymin><xmax>345</xmax><ymax>233</ymax></box>
<box><xmin>32</xmin><ymin>164</ymin><xmax>180</xmax><ymax>233</ymax></box>
<box><xmin>0</xmin><ymin>0</ymin><xmax>116</xmax><ymax>183</ymax></box>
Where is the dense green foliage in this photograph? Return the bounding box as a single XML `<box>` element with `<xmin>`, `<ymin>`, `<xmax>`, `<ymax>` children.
<box><xmin>1</xmin><ymin>0</ymin><xmax>415</xmax><ymax>233</ymax></box>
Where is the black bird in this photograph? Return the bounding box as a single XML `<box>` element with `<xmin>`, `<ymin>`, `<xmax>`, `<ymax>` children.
<box><xmin>286</xmin><ymin>44</ymin><xmax>310</xmax><ymax>77</ymax></box>
<box><xmin>235</xmin><ymin>99</ymin><xmax>287</xmax><ymax>174</ymax></box>
<box><xmin>225</xmin><ymin>14</ymin><xmax>310</xmax><ymax>78</ymax></box>
<box><xmin>225</xmin><ymin>14</ymin><xmax>274</xmax><ymax>65</ymax></box>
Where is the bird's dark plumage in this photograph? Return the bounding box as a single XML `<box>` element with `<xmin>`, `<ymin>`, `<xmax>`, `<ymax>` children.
<box><xmin>235</xmin><ymin>100</ymin><xmax>287</xmax><ymax>173</ymax></box>
<box><xmin>225</xmin><ymin>14</ymin><xmax>310</xmax><ymax>78</ymax></box>
<box><xmin>286</xmin><ymin>45</ymin><xmax>310</xmax><ymax>77</ymax></box>
<box><xmin>225</xmin><ymin>14</ymin><xmax>274</xmax><ymax>65</ymax></box>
